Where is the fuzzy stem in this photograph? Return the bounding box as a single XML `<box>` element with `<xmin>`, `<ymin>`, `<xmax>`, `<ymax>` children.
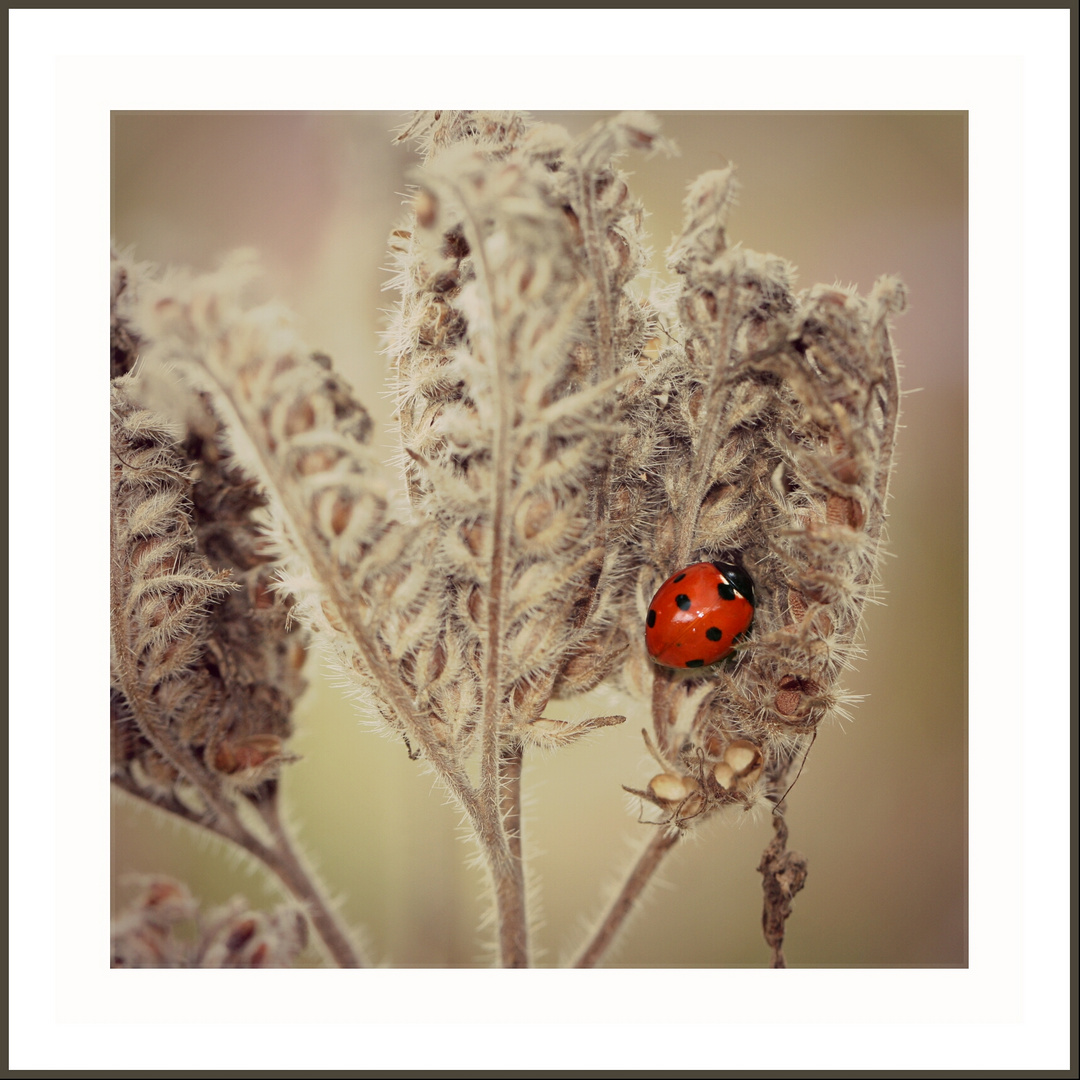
<box><xmin>251</xmin><ymin>786</ymin><xmax>366</xmax><ymax>968</ymax></box>
<box><xmin>572</xmin><ymin>827</ymin><xmax>682</xmax><ymax>968</ymax></box>
<box><xmin>650</xmin><ymin>666</ymin><xmax>678</xmax><ymax>759</ymax></box>
<box><xmin>499</xmin><ymin>741</ymin><xmax>525</xmax><ymax>865</ymax></box>
<box><xmin>471</xmin><ymin>742</ymin><xmax>527</xmax><ymax>969</ymax></box>
<box><xmin>453</xmin><ymin>187</ymin><xmax>512</xmax><ymax>819</ymax></box>
<box><xmin>446</xmin><ymin>182</ymin><xmax>529</xmax><ymax>966</ymax></box>
<box><xmin>475</xmin><ymin>812</ymin><xmax>529</xmax><ymax>968</ymax></box>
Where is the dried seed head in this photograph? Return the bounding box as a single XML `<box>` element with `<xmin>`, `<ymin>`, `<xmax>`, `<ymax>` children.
<box><xmin>111</xmin><ymin>383</ymin><xmax>237</xmax><ymax>780</ymax></box>
<box><xmin>630</xmin><ymin>156</ymin><xmax>902</xmax><ymax>812</ymax></box>
<box><xmin>111</xmin><ymin>255</ymin><xmax>313</xmax><ymax>802</ymax></box>
<box><xmin>111</xmin><ymin>876</ymin><xmax>308</xmax><ymax>969</ymax></box>
<box><xmin>201</xmin><ymin>904</ymin><xmax>309</xmax><ymax>969</ymax></box>
<box><xmin>381</xmin><ymin>110</ymin><xmax>672</xmax><ymax>755</ymax></box>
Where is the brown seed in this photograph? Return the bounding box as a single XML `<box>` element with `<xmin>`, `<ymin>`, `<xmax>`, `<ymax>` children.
<box><xmin>826</xmin><ymin>493</ymin><xmax>858</xmax><ymax>529</ymax></box>
<box><xmin>775</xmin><ymin>674</ymin><xmax>818</xmax><ymax>716</ymax></box>
<box><xmin>225</xmin><ymin>919</ymin><xmax>257</xmax><ymax>952</ymax></box>
<box><xmin>273</xmin><ymin>354</ymin><xmax>299</xmax><ymax>378</ymax></box>
<box><xmin>517</xmin><ymin>493</ymin><xmax>554</xmax><ymax>540</ymax></box>
<box><xmin>428</xmin><ymin>639</ymin><xmax>447</xmax><ymax>683</ymax></box>
<box><xmin>463</xmin><ymin>521</ymin><xmax>485</xmax><ymax>557</ymax></box>
<box><xmin>688</xmin><ymin>384</ymin><xmax>705</xmax><ymax>422</ymax></box>
<box><xmin>296</xmin><ymin>448</ymin><xmax>338</xmax><ymax>476</ymax></box>
<box><xmin>787</xmin><ymin>589</ymin><xmax>807</xmax><ymax>622</ymax></box>
<box><xmin>284</xmin><ymin>399</ymin><xmax>316</xmax><ymax>436</ymax></box>
<box><xmin>330</xmin><ymin>494</ymin><xmax>352</xmax><ymax>536</ymax></box>
<box><xmin>562</xmin><ymin>205</ymin><xmax>583</xmax><ymax>245</ymax></box>
<box><xmin>466</xmin><ymin>584</ymin><xmax>484</xmax><ymax>625</ymax></box>
<box><xmin>775</xmin><ymin>689</ymin><xmax>802</xmax><ymax>716</ymax></box>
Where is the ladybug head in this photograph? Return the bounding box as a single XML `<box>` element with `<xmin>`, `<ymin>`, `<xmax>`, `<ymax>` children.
<box><xmin>711</xmin><ymin>561</ymin><xmax>755</xmax><ymax>608</ymax></box>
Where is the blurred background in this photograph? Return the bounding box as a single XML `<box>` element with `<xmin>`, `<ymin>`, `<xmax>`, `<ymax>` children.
<box><xmin>111</xmin><ymin>111</ymin><xmax>966</xmax><ymax>968</ymax></box>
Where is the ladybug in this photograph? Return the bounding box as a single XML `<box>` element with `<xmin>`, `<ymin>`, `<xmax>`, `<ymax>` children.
<box><xmin>645</xmin><ymin>562</ymin><xmax>755</xmax><ymax>669</ymax></box>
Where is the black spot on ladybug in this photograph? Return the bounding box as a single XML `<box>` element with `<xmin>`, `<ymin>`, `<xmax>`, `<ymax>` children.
<box><xmin>685</xmin><ymin>658</ymin><xmax>705</xmax><ymax>668</ymax></box>
<box><xmin>672</xmin><ymin>573</ymin><xmax>686</xmax><ymax>583</ymax></box>
<box><xmin>676</xmin><ymin>594</ymin><xmax>691</xmax><ymax>611</ymax></box>
<box><xmin>646</xmin><ymin>609</ymin><xmax>656</xmax><ymax>628</ymax></box>
<box><xmin>706</xmin><ymin>626</ymin><xmax>723</xmax><ymax>642</ymax></box>
<box><xmin>717</xmin><ymin>579</ymin><xmax>736</xmax><ymax>601</ymax></box>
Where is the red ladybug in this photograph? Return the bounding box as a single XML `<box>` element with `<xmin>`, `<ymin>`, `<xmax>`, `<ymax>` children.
<box><xmin>645</xmin><ymin>562</ymin><xmax>755</xmax><ymax>669</ymax></box>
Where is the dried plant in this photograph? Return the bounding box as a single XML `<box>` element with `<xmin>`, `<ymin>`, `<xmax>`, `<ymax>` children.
<box><xmin>110</xmin><ymin>110</ymin><xmax>904</xmax><ymax>968</ymax></box>
<box><xmin>111</xmin><ymin>875</ymin><xmax>308</xmax><ymax>968</ymax></box>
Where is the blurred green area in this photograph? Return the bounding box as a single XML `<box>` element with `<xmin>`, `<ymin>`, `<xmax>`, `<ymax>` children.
<box><xmin>111</xmin><ymin>111</ymin><xmax>966</xmax><ymax>967</ymax></box>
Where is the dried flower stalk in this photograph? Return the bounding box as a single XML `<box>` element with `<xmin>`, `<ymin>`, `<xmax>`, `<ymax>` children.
<box><xmin>110</xmin><ymin>255</ymin><xmax>364</xmax><ymax>967</ymax></box>
<box><xmin>111</xmin><ymin>111</ymin><xmax>904</xmax><ymax>968</ymax></box>
<box><xmin>575</xmin><ymin>163</ymin><xmax>904</xmax><ymax>966</ymax></box>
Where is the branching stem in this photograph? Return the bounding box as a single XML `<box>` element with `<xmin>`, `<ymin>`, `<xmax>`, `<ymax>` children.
<box><xmin>448</xmin><ymin>180</ymin><xmax>528</xmax><ymax>967</ymax></box>
<box><xmin>251</xmin><ymin>787</ymin><xmax>366</xmax><ymax>968</ymax></box>
<box><xmin>112</xmin><ymin>775</ymin><xmax>366</xmax><ymax>968</ymax></box>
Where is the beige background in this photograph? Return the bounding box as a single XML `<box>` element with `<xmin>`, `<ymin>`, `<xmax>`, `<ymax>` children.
<box><xmin>111</xmin><ymin>111</ymin><xmax>966</xmax><ymax>967</ymax></box>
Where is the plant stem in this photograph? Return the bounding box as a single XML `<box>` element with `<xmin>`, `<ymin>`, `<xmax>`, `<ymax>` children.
<box><xmin>441</xmin><ymin>180</ymin><xmax>528</xmax><ymax>967</ymax></box>
<box><xmin>651</xmin><ymin>666</ymin><xmax>677</xmax><ymax>758</ymax></box>
<box><xmin>472</xmin><ymin>813</ymin><xmax>528</xmax><ymax>968</ymax></box>
<box><xmin>251</xmin><ymin>787</ymin><xmax>366</xmax><ymax>968</ymax></box>
<box><xmin>455</xmin><ymin>189</ymin><xmax>511</xmax><ymax>822</ymax></box>
<box><xmin>499</xmin><ymin>741</ymin><xmax>524</xmax><ymax>865</ymax></box>
<box><xmin>468</xmin><ymin>743</ymin><xmax>528</xmax><ymax>968</ymax></box>
<box><xmin>572</xmin><ymin>826</ymin><xmax>682</xmax><ymax>968</ymax></box>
